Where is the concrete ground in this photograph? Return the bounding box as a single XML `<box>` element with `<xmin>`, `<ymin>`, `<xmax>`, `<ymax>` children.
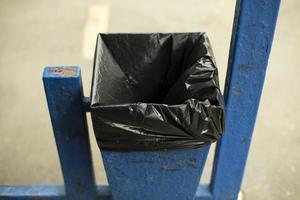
<box><xmin>0</xmin><ymin>0</ymin><xmax>299</xmax><ymax>199</ymax></box>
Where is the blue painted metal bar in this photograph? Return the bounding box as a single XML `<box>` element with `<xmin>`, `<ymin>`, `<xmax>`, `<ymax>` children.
<box><xmin>0</xmin><ymin>185</ymin><xmax>212</xmax><ymax>200</ymax></box>
<box><xmin>0</xmin><ymin>185</ymin><xmax>110</xmax><ymax>200</ymax></box>
<box><xmin>0</xmin><ymin>184</ymin><xmax>212</xmax><ymax>200</ymax></box>
<box><xmin>43</xmin><ymin>67</ymin><xmax>97</xmax><ymax>200</ymax></box>
<box><xmin>101</xmin><ymin>146</ymin><xmax>210</xmax><ymax>200</ymax></box>
<box><xmin>0</xmin><ymin>185</ymin><xmax>65</xmax><ymax>200</ymax></box>
<box><xmin>211</xmin><ymin>0</ymin><xmax>281</xmax><ymax>199</ymax></box>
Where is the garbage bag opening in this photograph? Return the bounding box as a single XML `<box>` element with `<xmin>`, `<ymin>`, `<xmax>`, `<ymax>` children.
<box><xmin>90</xmin><ymin>33</ymin><xmax>225</xmax><ymax>151</ymax></box>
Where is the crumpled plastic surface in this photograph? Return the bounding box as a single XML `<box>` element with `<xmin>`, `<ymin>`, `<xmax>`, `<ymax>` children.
<box><xmin>90</xmin><ymin>33</ymin><xmax>225</xmax><ymax>151</ymax></box>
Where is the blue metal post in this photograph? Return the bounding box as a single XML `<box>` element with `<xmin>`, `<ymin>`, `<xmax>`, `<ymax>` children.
<box><xmin>101</xmin><ymin>147</ymin><xmax>210</xmax><ymax>200</ymax></box>
<box><xmin>43</xmin><ymin>67</ymin><xmax>97</xmax><ymax>200</ymax></box>
<box><xmin>211</xmin><ymin>0</ymin><xmax>281</xmax><ymax>199</ymax></box>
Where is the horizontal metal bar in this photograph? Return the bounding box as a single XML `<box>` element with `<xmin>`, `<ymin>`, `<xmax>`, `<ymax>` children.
<box><xmin>0</xmin><ymin>185</ymin><xmax>65</xmax><ymax>200</ymax></box>
<box><xmin>0</xmin><ymin>184</ymin><xmax>212</xmax><ymax>200</ymax></box>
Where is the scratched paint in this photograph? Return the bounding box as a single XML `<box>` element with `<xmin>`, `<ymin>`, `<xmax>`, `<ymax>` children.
<box><xmin>0</xmin><ymin>0</ymin><xmax>281</xmax><ymax>199</ymax></box>
<box><xmin>101</xmin><ymin>146</ymin><xmax>210</xmax><ymax>200</ymax></box>
<box><xmin>211</xmin><ymin>0</ymin><xmax>281</xmax><ymax>199</ymax></box>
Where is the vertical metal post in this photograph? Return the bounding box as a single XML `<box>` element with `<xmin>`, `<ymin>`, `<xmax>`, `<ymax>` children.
<box><xmin>101</xmin><ymin>147</ymin><xmax>210</xmax><ymax>200</ymax></box>
<box><xmin>211</xmin><ymin>0</ymin><xmax>281</xmax><ymax>199</ymax></box>
<box><xmin>43</xmin><ymin>66</ymin><xmax>97</xmax><ymax>200</ymax></box>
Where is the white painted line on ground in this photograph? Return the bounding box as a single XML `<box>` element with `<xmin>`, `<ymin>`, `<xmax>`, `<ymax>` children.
<box><xmin>82</xmin><ymin>4</ymin><xmax>110</xmax><ymax>60</ymax></box>
<box><xmin>238</xmin><ymin>191</ymin><xmax>244</xmax><ymax>200</ymax></box>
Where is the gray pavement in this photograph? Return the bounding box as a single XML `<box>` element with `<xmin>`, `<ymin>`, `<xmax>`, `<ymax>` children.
<box><xmin>0</xmin><ymin>0</ymin><xmax>299</xmax><ymax>199</ymax></box>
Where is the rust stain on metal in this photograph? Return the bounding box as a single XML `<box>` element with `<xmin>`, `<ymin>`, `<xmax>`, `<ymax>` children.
<box><xmin>49</xmin><ymin>67</ymin><xmax>78</xmax><ymax>77</ymax></box>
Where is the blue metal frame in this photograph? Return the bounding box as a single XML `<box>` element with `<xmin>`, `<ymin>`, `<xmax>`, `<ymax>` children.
<box><xmin>101</xmin><ymin>147</ymin><xmax>210</xmax><ymax>200</ymax></box>
<box><xmin>211</xmin><ymin>0</ymin><xmax>281</xmax><ymax>199</ymax></box>
<box><xmin>43</xmin><ymin>67</ymin><xmax>97</xmax><ymax>200</ymax></box>
<box><xmin>0</xmin><ymin>0</ymin><xmax>281</xmax><ymax>199</ymax></box>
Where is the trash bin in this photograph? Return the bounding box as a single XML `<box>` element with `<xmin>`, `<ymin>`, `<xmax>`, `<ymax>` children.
<box><xmin>90</xmin><ymin>33</ymin><xmax>224</xmax><ymax>199</ymax></box>
<box><xmin>90</xmin><ymin>33</ymin><xmax>224</xmax><ymax>151</ymax></box>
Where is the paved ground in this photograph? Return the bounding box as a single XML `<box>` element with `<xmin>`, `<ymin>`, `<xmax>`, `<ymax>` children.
<box><xmin>0</xmin><ymin>0</ymin><xmax>299</xmax><ymax>199</ymax></box>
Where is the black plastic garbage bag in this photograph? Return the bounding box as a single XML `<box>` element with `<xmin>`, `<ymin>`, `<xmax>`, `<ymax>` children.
<box><xmin>90</xmin><ymin>33</ymin><xmax>225</xmax><ymax>151</ymax></box>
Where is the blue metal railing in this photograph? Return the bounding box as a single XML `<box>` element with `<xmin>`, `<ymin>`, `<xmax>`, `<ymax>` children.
<box><xmin>0</xmin><ymin>0</ymin><xmax>281</xmax><ymax>199</ymax></box>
